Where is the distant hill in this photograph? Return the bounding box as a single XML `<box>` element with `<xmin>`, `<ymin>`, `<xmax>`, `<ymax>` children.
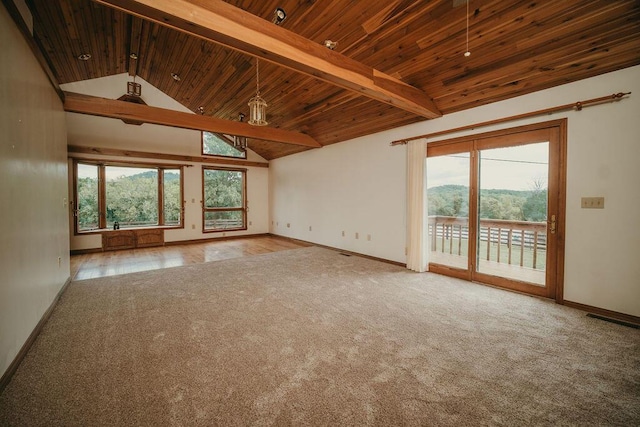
<box><xmin>428</xmin><ymin>184</ymin><xmax>534</xmax><ymax>198</ymax></box>
<box><xmin>116</xmin><ymin>170</ymin><xmax>180</xmax><ymax>181</ymax></box>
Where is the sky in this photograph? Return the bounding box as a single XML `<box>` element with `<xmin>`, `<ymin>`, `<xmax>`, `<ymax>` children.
<box><xmin>77</xmin><ymin>165</ymin><xmax>171</xmax><ymax>180</ymax></box>
<box><xmin>427</xmin><ymin>142</ymin><xmax>549</xmax><ymax>191</ymax></box>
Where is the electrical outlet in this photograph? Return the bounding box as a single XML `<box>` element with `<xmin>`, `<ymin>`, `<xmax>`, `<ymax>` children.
<box><xmin>355</xmin><ymin>232</ymin><xmax>359</xmax><ymax>239</ymax></box>
<box><xmin>342</xmin><ymin>231</ymin><xmax>345</xmax><ymax>237</ymax></box>
<box><xmin>309</xmin><ymin>226</ymin><xmax>312</xmax><ymax>231</ymax></box>
<box><xmin>581</xmin><ymin>197</ymin><xmax>605</xmax><ymax>209</ymax></box>
<box><xmin>367</xmin><ymin>234</ymin><xmax>371</xmax><ymax>241</ymax></box>
<box><xmin>191</xmin><ymin>224</ymin><xmax>195</xmax><ymax>229</ymax></box>
<box><xmin>287</xmin><ymin>223</ymin><xmax>290</xmax><ymax>228</ymax></box>
<box><xmin>249</xmin><ymin>221</ymin><xmax>252</xmax><ymax>226</ymax></box>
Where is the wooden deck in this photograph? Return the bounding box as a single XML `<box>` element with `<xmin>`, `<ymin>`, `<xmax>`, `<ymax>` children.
<box><xmin>429</xmin><ymin>252</ymin><xmax>545</xmax><ymax>285</ymax></box>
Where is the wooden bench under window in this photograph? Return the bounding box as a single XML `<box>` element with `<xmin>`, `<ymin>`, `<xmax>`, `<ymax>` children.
<box><xmin>101</xmin><ymin>229</ymin><xmax>164</xmax><ymax>251</ymax></box>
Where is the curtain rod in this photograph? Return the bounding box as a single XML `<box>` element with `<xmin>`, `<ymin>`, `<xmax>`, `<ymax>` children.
<box><xmin>390</xmin><ymin>92</ymin><xmax>631</xmax><ymax>146</ymax></box>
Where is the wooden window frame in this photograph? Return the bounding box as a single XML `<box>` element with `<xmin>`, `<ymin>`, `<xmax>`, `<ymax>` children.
<box><xmin>72</xmin><ymin>159</ymin><xmax>185</xmax><ymax>235</ymax></box>
<box><xmin>202</xmin><ymin>166</ymin><xmax>247</xmax><ymax>233</ymax></box>
<box><xmin>201</xmin><ymin>131</ymin><xmax>247</xmax><ymax>159</ymax></box>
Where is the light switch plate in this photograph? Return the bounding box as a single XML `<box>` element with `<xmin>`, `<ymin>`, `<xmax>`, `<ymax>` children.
<box><xmin>581</xmin><ymin>197</ymin><xmax>604</xmax><ymax>209</ymax></box>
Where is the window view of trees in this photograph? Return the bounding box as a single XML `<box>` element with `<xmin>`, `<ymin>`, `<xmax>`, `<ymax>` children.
<box><xmin>106</xmin><ymin>168</ymin><xmax>159</xmax><ymax>228</ymax></box>
<box><xmin>427</xmin><ymin>143</ymin><xmax>549</xmax><ymax>222</ymax></box>
<box><xmin>77</xmin><ymin>164</ymin><xmax>99</xmax><ymax>231</ymax></box>
<box><xmin>203</xmin><ymin>168</ymin><xmax>246</xmax><ymax>231</ymax></box>
<box><xmin>75</xmin><ymin>162</ymin><xmax>182</xmax><ymax>232</ymax></box>
<box><xmin>163</xmin><ymin>170</ymin><xmax>182</xmax><ymax>226</ymax></box>
<box><xmin>202</xmin><ymin>131</ymin><xmax>246</xmax><ymax>158</ymax></box>
<box><xmin>428</xmin><ymin>184</ymin><xmax>547</xmax><ymax>222</ymax></box>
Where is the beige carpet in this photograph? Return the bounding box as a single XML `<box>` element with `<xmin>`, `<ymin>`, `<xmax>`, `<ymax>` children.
<box><xmin>0</xmin><ymin>246</ymin><xmax>638</xmax><ymax>426</ymax></box>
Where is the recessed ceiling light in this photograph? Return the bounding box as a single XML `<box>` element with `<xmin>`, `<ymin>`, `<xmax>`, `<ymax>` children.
<box><xmin>170</xmin><ymin>72</ymin><xmax>181</xmax><ymax>81</ymax></box>
<box><xmin>272</xmin><ymin>7</ymin><xmax>286</xmax><ymax>25</ymax></box>
<box><xmin>323</xmin><ymin>40</ymin><xmax>338</xmax><ymax>50</ymax></box>
<box><xmin>77</xmin><ymin>53</ymin><xmax>91</xmax><ymax>61</ymax></box>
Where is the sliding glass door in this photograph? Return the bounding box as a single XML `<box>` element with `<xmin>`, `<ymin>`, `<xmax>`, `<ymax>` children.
<box><xmin>426</xmin><ymin>121</ymin><xmax>565</xmax><ymax>299</ymax></box>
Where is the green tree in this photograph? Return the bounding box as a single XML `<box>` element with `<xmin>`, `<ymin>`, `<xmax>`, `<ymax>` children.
<box><xmin>479</xmin><ymin>192</ymin><xmax>526</xmax><ymax>220</ymax></box>
<box><xmin>204</xmin><ymin>169</ymin><xmax>243</xmax><ymax>221</ymax></box>
<box><xmin>427</xmin><ymin>185</ymin><xmax>469</xmax><ymax>217</ymax></box>
<box><xmin>203</xmin><ymin>132</ymin><xmax>246</xmax><ymax>158</ymax></box>
<box><xmin>106</xmin><ymin>171</ymin><xmax>158</xmax><ymax>226</ymax></box>
<box><xmin>522</xmin><ymin>180</ymin><xmax>547</xmax><ymax>221</ymax></box>
<box><xmin>428</xmin><ymin>185</ymin><xmax>548</xmax><ymax>222</ymax></box>
<box><xmin>77</xmin><ymin>176</ymin><xmax>98</xmax><ymax>229</ymax></box>
<box><xmin>163</xmin><ymin>172</ymin><xmax>181</xmax><ymax>225</ymax></box>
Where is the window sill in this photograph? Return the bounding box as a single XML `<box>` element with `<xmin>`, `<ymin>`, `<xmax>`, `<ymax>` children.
<box><xmin>203</xmin><ymin>227</ymin><xmax>248</xmax><ymax>233</ymax></box>
<box><xmin>75</xmin><ymin>225</ymin><xmax>183</xmax><ymax>236</ymax></box>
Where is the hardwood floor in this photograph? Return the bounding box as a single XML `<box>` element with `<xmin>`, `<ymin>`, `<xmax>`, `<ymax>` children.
<box><xmin>71</xmin><ymin>235</ymin><xmax>311</xmax><ymax>281</ymax></box>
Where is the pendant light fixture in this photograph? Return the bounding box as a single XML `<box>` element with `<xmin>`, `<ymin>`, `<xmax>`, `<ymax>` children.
<box><xmin>127</xmin><ymin>76</ymin><xmax>142</xmax><ymax>97</ymax></box>
<box><xmin>464</xmin><ymin>0</ymin><xmax>471</xmax><ymax>57</ymax></box>
<box><xmin>248</xmin><ymin>7</ymin><xmax>286</xmax><ymax>126</ymax></box>
<box><xmin>234</xmin><ymin>113</ymin><xmax>248</xmax><ymax>149</ymax></box>
<box><xmin>248</xmin><ymin>58</ymin><xmax>268</xmax><ymax>126</ymax></box>
<box><xmin>248</xmin><ymin>7</ymin><xmax>287</xmax><ymax>126</ymax></box>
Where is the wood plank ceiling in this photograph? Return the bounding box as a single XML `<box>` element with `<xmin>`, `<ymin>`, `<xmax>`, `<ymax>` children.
<box><xmin>28</xmin><ymin>0</ymin><xmax>640</xmax><ymax>160</ymax></box>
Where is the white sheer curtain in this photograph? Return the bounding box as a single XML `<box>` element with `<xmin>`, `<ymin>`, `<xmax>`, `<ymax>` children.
<box><xmin>406</xmin><ymin>139</ymin><xmax>428</xmax><ymax>272</ymax></box>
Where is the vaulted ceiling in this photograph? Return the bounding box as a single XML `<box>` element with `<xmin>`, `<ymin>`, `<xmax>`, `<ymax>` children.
<box><xmin>27</xmin><ymin>0</ymin><xmax>640</xmax><ymax>160</ymax></box>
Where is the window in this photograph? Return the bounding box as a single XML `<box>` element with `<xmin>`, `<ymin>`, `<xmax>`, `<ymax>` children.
<box><xmin>76</xmin><ymin>163</ymin><xmax>99</xmax><ymax>231</ymax></box>
<box><xmin>163</xmin><ymin>169</ymin><xmax>182</xmax><ymax>226</ymax></box>
<box><xmin>74</xmin><ymin>161</ymin><xmax>183</xmax><ymax>233</ymax></box>
<box><xmin>202</xmin><ymin>131</ymin><xmax>246</xmax><ymax>158</ymax></box>
<box><xmin>105</xmin><ymin>166</ymin><xmax>158</xmax><ymax>228</ymax></box>
<box><xmin>202</xmin><ymin>167</ymin><xmax>246</xmax><ymax>232</ymax></box>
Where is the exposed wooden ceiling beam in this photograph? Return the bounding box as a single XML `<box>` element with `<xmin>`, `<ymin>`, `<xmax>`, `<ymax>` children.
<box><xmin>63</xmin><ymin>91</ymin><xmax>322</xmax><ymax>148</ymax></box>
<box><xmin>91</xmin><ymin>0</ymin><xmax>442</xmax><ymax>119</ymax></box>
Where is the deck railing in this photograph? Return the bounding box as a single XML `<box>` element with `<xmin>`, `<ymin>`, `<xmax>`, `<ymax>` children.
<box><xmin>204</xmin><ymin>218</ymin><xmax>244</xmax><ymax>229</ymax></box>
<box><xmin>428</xmin><ymin>216</ymin><xmax>547</xmax><ymax>269</ymax></box>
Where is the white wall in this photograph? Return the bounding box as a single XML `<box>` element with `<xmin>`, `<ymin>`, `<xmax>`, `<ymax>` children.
<box><xmin>0</xmin><ymin>5</ymin><xmax>70</xmax><ymax>376</ymax></box>
<box><xmin>61</xmin><ymin>75</ymin><xmax>270</xmax><ymax>250</ymax></box>
<box><xmin>270</xmin><ymin>130</ymin><xmax>407</xmax><ymax>263</ymax></box>
<box><xmin>271</xmin><ymin>66</ymin><xmax>640</xmax><ymax>317</ymax></box>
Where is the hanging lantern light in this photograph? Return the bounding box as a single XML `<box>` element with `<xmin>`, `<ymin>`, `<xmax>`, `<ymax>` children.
<box><xmin>248</xmin><ymin>59</ymin><xmax>268</xmax><ymax>126</ymax></box>
<box><xmin>234</xmin><ymin>113</ymin><xmax>247</xmax><ymax>149</ymax></box>
<box><xmin>127</xmin><ymin>80</ymin><xmax>142</xmax><ymax>97</ymax></box>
